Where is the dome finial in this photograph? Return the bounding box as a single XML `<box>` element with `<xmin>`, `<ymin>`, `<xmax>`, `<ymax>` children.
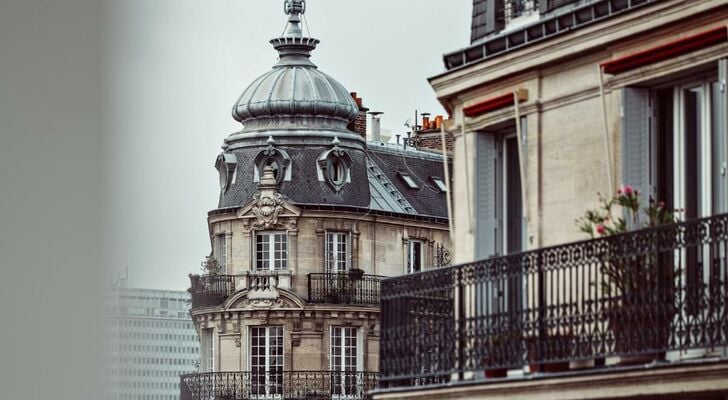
<box><xmin>284</xmin><ymin>0</ymin><xmax>305</xmax><ymax>17</ymax></box>
<box><xmin>283</xmin><ymin>0</ymin><xmax>306</xmax><ymax>38</ymax></box>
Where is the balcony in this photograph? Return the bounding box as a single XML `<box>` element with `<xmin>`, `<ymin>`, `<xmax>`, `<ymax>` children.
<box><xmin>308</xmin><ymin>273</ymin><xmax>383</xmax><ymax>305</ymax></box>
<box><xmin>379</xmin><ymin>214</ymin><xmax>728</xmax><ymax>389</ymax></box>
<box><xmin>180</xmin><ymin>371</ymin><xmax>378</xmax><ymax>400</ymax></box>
<box><xmin>189</xmin><ymin>272</ymin><xmax>289</xmax><ymax>309</ymax></box>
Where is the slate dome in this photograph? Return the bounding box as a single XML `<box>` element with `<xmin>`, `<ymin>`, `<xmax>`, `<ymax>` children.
<box><xmin>231</xmin><ymin>3</ymin><xmax>359</xmax><ymax>129</ymax></box>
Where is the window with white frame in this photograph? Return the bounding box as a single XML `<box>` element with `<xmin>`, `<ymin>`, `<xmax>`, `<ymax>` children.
<box><xmin>622</xmin><ymin>66</ymin><xmax>727</xmax><ymax>313</ymax></box>
<box><xmin>331</xmin><ymin>326</ymin><xmax>359</xmax><ymax>398</ymax></box>
<box><xmin>255</xmin><ymin>232</ymin><xmax>288</xmax><ymax>271</ymax></box>
<box><xmin>407</xmin><ymin>240</ymin><xmax>423</xmax><ymax>274</ymax></box>
<box><xmin>325</xmin><ymin>232</ymin><xmax>350</xmax><ymax>273</ymax></box>
<box><xmin>250</xmin><ymin>326</ymin><xmax>284</xmax><ymax>397</ymax></box>
<box><xmin>214</xmin><ymin>234</ymin><xmax>226</xmax><ymax>274</ymax></box>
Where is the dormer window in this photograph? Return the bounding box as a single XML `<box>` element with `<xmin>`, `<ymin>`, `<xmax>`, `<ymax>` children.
<box><xmin>502</xmin><ymin>0</ymin><xmax>540</xmax><ymax>29</ymax></box>
<box><xmin>254</xmin><ymin>139</ymin><xmax>291</xmax><ymax>184</ymax></box>
<box><xmin>317</xmin><ymin>139</ymin><xmax>352</xmax><ymax>192</ymax></box>
<box><xmin>329</xmin><ymin>159</ymin><xmax>346</xmax><ymax>186</ymax></box>
<box><xmin>432</xmin><ymin>177</ymin><xmax>447</xmax><ymax>192</ymax></box>
<box><xmin>215</xmin><ymin>153</ymin><xmax>238</xmax><ymax>192</ymax></box>
<box><xmin>399</xmin><ymin>173</ymin><xmax>420</xmax><ymax>190</ymax></box>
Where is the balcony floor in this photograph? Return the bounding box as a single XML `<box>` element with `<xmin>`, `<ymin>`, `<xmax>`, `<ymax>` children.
<box><xmin>373</xmin><ymin>358</ymin><xmax>728</xmax><ymax>400</ymax></box>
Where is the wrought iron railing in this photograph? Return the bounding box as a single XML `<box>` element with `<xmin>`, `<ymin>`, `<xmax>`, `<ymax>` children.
<box><xmin>380</xmin><ymin>213</ymin><xmax>728</xmax><ymax>388</ymax></box>
<box><xmin>188</xmin><ymin>275</ymin><xmax>237</xmax><ymax>308</ymax></box>
<box><xmin>180</xmin><ymin>371</ymin><xmax>378</xmax><ymax>400</ymax></box>
<box><xmin>500</xmin><ymin>0</ymin><xmax>540</xmax><ymax>23</ymax></box>
<box><xmin>308</xmin><ymin>273</ymin><xmax>383</xmax><ymax>305</ymax></box>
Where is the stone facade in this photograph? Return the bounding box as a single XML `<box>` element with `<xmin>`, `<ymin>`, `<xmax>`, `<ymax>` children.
<box><xmin>433</xmin><ymin>0</ymin><xmax>728</xmax><ymax>264</ymax></box>
<box><xmin>195</xmin><ymin>169</ymin><xmax>450</xmax><ymax>373</ymax></box>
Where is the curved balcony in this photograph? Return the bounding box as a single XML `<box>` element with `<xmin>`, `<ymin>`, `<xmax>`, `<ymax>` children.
<box><xmin>307</xmin><ymin>273</ymin><xmax>383</xmax><ymax>305</ymax></box>
<box><xmin>189</xmin><ymin>273</ymin><xmax>287</xmax><ymax>309</ymax></box>
<box><xmin>180</xmin><ymin>371</ymin><xmax>378</xmax><ymax>400</ymax></box>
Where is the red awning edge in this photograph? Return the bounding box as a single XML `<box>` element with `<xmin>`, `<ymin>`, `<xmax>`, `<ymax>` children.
<box><xmin>463</xmin><ymin>89</ymin><xmax>528</xmax><ymax>118</ymax></box>
<box><xmin>601</xmin><ymin>26</ymin><xmax>728</xmax><ymax>75</ymax></box>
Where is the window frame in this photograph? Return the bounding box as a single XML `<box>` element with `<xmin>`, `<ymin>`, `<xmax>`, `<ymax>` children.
<box><xmin>214</xmin><ymin>233</ymin><xmax>227</xmax><ymax>274</ymax></box>
<box><xmin>249</xmin><ymin>326</ymin><xmax>284</xmax><ymax>398</ymax></box>
<box><xmin>330</xmin><ymin>326</ymin><xmax>360</xmax><ymax>398</ymax></box>
<box><xmin>254</xmin><ymin>231</ymin><xmax>288</xmax><ymax>271</ymax></box>
<box><xmin>407</xmin><ymin>239</ymin><xmax>424</xmax><ymax>274</ymax></box>
<box><xmin>325</xmin><ymin>231</ymin><xmax>350</xmax><ymax>273</ymax></box>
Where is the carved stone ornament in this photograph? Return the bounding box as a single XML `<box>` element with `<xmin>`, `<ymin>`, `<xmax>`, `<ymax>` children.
<box><xmin>237</xmin><ymin>164</ymin><xmax>301</xmax><ymax>229</ymax></box>
<box><xmin>251</xmin><ymin>191</ymin><xmax>285</xmax><ymax>229</ymax></box>
<box><xmin>235</xmin><ymin>297</ymin><xmax>296</xmax><ymax>310</ymax></box>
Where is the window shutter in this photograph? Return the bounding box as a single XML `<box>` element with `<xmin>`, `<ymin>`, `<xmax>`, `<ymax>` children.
<box><xmin>621</xmin><ymin>87</ymin><xmax>653</xmax><ymax>209</ymax></box>
<box><xmin>715</xmin><ymin>59</ymin><xmax>728</xmax><ymax>213</ymax></box>
<box><xmin>475</xmin><ymin>132</ymin><xmax>498</xmax><ymax>259</ymax></box>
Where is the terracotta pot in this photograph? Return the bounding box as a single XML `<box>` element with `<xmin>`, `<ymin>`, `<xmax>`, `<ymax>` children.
<box><xmin>484</xmin><ymin>368</ymin><xmax>508</xmax><ymax>378</ymax></box>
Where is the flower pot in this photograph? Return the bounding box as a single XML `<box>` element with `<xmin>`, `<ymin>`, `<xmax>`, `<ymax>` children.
<box><xmin>348</xmin><ymin>268</ymin><xmax>365</xmax><ymax>280</ymax></box>
<box><xmin>325</xmin><ymin>293</ymin><xmax>341</xmax><ymax>303</ymax></box>
<box><xmin>526</xmin><ymin>334</ymin><xmax>572</xmax><ymax>373</ymax></box>
<box><xmin>484</xmin><ymin>368</ymin><xmax>508</xmax><ymax>379</ymax></box>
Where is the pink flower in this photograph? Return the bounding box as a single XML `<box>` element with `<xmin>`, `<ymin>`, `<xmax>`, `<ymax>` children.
<box><xmin>596</xmin><ymin>224</ymin><xmax>606</xmax><ymax>235</ymax></box>
<box><xmin>623</xmin><ymin>186</ymin><xmax>633</xmax><ymax>195</ymax></box>
<box><xmin>658</xmin><ymin>201</ymin><xmax>666</xmax><ymax>208</ymax></box>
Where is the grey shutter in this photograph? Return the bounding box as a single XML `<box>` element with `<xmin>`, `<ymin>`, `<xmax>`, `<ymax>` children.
<box><xmin>715</xmin><ymin>59</ymin><xmax>728</xmax><ymax>213</ymax></box>
<box><xmin>475</xmin><ymin>132</ymin><xmax>498</xmax><ymax>259</ymax></box>
<box><xmin>621</xmin><ymin>87</ymin><xmax>653</xmax><ymax>210</ymax></box>
<box><xmin>471</xmin><ymin>0</ymin><xmax>505</xmax><ymax>43</ymax></box>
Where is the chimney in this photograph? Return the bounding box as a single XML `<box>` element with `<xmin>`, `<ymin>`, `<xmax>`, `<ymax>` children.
<box><xmin>368</xmin><ymin>112</ymin><xmax>383</xmax><ymax>143</ymax></box>
<box><xmin>348</xmin><ymin>92</ymin><xmax>369</xmax><ymax>139</ymax></box>
<box><xmin>421</xmin><ymin>113</ymin><xmax>432</xmax><ymax>130</ymax></box>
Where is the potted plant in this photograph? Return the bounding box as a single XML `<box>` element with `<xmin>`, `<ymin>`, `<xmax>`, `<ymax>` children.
<box><xmin>347</xmin><ymin>267</ymin><xmax>365</xmax><ymax>280</ymax></box>
<box><xmin>481</xmin><ymin>330</ymin><xmax>521</xmax><ymax>378</ymax></box>
<box><xmin>526</xmin><ymin>332</ymin><xmax>572</xmax><ymax>373</ymax></box>
<box><xmin>576</xmin><ymin>186</ymin><xmax>679</xmax><ymax>363</ymax></box>
<box><xmin>201</xmin><ymin>255</ymin><xmax>221</xmax><ymax>276</ymax></box>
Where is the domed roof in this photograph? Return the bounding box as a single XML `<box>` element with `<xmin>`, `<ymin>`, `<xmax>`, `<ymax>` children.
<box><xmin>232</xmin><ymin>65</ymin><xmax>359</xmax><ymax>124</ymax></box>
<box><xmin>231</xmin><ymin>1</ymin><xmax>359</xmax><ymax>130</ymax></box>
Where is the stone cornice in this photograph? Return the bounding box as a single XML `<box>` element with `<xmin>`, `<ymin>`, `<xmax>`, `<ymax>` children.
<box><xmin>430</xmin><ymin>0</ymin><xmax>725</xmax><ymax>105</ymax></box>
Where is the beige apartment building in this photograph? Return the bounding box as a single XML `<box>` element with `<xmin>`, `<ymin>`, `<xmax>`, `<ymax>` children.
<box><xmin>376</xmin><ymin>1</ymin><xmax>728</xmax><ymax>400</ymax></box>
<box><xmin>180</xmin><ymin>2</ymin><xmax>451</xmax><ymax>400</ymax></box>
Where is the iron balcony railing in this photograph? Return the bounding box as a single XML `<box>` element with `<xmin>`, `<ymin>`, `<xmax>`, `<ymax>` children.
<box><xmin>308</xmin><ymin>273</ymin><xmax>383</xmax><ymax>305</ymax></box>
<box><xmin>188</xmin><ymin>273</ymin><xmax>280</xmax><ymax>309</ymax></box>
<box><xmin>188</xmin><ymin>275</ymin><xmax>237</xmax><ymax>308</ymax></box>
<box><xmin>379</xmin><ymin>213</ymin><xmax>728</xmax><ymax>388</ymax></box>
<box><xmin>180</xmin><ymin>371</ymin><xmax>378</xmax><ymax>400</ymax></box>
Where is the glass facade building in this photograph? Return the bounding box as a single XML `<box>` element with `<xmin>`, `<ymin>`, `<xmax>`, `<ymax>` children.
<box><xmin>106</xmin><ymin>286</ymin><xmax>199</xmax><ymax>400</ymax></box>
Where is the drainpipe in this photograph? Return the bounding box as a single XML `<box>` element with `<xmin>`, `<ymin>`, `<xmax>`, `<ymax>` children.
<box><xmin>440</xmin><ymin>120</ymin><xmax>455</xmax><ymax>242</ymax></box>
<box><xmin>599</xmin><ymin>66</ymin><xmax>615</xmax><ymax>197</ymax></box>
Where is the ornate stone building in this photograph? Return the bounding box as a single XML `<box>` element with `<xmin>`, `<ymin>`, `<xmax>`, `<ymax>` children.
<box><xmin>181</xmin><ymin>2</ymin><xmax>451</xmax><ymax>399</ymax></box>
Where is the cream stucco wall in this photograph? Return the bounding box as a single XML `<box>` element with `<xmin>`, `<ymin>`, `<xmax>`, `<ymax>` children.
<box><xmin>435</xmin><ymin>0</ymin><xmax>728</xmax><ymax>264</ymax></box>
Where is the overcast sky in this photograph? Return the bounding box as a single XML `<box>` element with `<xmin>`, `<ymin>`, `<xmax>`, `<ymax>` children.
<box><xmin>105</xmin><ymin>0</ymin><xmax>471</xmax><ymax>290</ymax></box>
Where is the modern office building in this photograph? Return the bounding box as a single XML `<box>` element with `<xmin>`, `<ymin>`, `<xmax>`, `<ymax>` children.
<box><xmin>179</xmin><ymin>1</ymin><xmax>451</xmax><ymax>399</ymax></box>
<box><xmin>375</xmin><ymin>1</ymin><xmax>728</xmax><ymax>400</ymax></box>
<box><xmin>106</xmin><ymin>284</ymin><xmax>200</xmax><ymax>400</ymax></box>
